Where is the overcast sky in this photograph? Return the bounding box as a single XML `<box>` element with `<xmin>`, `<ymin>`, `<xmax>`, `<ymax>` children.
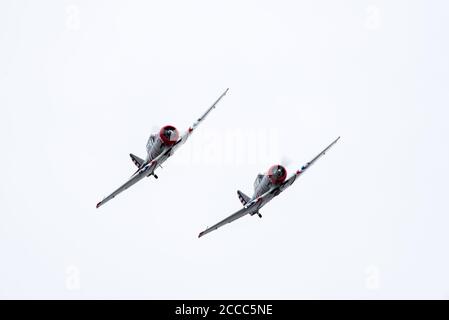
<box><xmin>1</xmin><ymin>0</ymin><xmax>448</xmax><ymax>299</ymax></box>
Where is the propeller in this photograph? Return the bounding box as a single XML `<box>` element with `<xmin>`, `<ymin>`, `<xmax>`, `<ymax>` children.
<box><xmin>280</xmin><ymin>156</ymin><xmax>292</xmax><ymax>168</ymax></box>
<box><xmin>151</xmin><ymin>125</ymin><xmax>160</xmax><ymax>134</ymax></box>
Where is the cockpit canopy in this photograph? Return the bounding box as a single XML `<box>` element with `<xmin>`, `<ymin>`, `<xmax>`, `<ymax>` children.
<box><xmin>254</xmin><ymin>174</ymin><xmax>264</xmax><ymax>190</ymax></box>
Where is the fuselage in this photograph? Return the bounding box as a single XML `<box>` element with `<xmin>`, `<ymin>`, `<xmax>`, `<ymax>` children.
<box><xmin>252</xmin><ymin>165</ymin><xmax>287</xmax><ymax>200</ymax></box>
<box><xmin>146</xmin><ymin>134</ymin><xmax>166</xmax><ymax>162</ymax></box>
<box><xmin>145</xmin><ymin>125</ymin><xmax>180</xmax><ymax>164</ymax></box>
<box><xmin>253</xmin><ymin>175</ymin><xmax>272</xmax><ymax>199</ymax></box>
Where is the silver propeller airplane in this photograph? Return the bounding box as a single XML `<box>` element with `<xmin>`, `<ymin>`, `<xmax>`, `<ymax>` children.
<box><xmin>96</xmin><ymin>88</ymin><xmax>229</xmax><ymax>208</ymax></box>
<box><xmin>198</xmin><ymin>136</ymin><xmax>340</xmax><ymax>238</ymax></box>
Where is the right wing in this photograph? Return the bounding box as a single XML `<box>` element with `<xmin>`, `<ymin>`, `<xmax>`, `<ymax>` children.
<box><xmin>198</xmin><ymin>205</ymin><xmax>258</xmax><ymax>238</ymax></box>
<box><xmin>198</xmin><ymin>189</ymin><xmax>274</xmax><ymax>238</ymax></box>
<box><xmin>96</xmin><ymin>151</ymin><xmax>167</xmax><ymax>209</ymax></box>
<box><xmin>96</xmin><ymin>171</ymin><xmax>150</xmax><ymax>209</ymax></box>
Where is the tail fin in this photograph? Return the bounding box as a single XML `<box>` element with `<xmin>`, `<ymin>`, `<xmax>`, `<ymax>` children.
<box><xmin>130</xmin><ymin>153</ymin><xmax>145</xmax><ymax>168</ymax></box>
<box><xmin>237</xmin><ymin>190</ymin><xmax>251</xmax><ymax>206</ymax></box>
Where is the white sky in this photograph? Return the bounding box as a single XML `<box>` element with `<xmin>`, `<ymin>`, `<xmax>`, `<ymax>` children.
<box><xmin>1</xmin><ymin>0</ymin><xmax>448</xmax><ymax>299</ymax></box>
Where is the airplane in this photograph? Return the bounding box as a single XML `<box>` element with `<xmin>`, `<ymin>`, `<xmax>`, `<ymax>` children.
<box><xmin>96</xmin><ymin>88</ymin><xmax>229</xmax><ymax>209</ymax></box>
<box><xmin>198</xmin><ymin>136</ymin><xmax>340</xmax><ymax>238</ymax></box>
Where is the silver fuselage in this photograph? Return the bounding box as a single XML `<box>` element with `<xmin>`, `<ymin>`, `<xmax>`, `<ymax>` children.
<box><xmin>253</xmin><ymin>175</ymin><xmax>273</xmax><ymax>199</ymax></box>
<box><xmin>146</xmin><ymin>134</ymin><xmax>167</xmax><ymax>162</ymax></box>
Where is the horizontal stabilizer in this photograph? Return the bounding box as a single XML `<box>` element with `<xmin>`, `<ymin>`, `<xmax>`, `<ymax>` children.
<box><xmin>237</xmin><ymin>190</ymin><xmax>251</xmax><ymax>206</ymax></box>
<box><xmin>130</xmin><ymin>153</ymin><xmax>144</xmax><ymax>168</ymax></box>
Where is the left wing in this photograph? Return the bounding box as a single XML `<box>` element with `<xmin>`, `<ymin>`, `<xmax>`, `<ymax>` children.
<box><xmin>172</xmin><ymin>88</ymin><xmax>229</xmax><ymax>152</ymax></box>
<box><xmin>280</xmin><ymin>136</ymin><xmax>340</xmax><ymax>192</ymax></box>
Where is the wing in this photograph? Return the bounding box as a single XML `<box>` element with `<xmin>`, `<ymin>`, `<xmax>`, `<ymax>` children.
<box><xmin>96</xmin><ymin>151</ymin><xmax>167</xmax><ymax>209</ymax></box>
<box><xmin>172</xmin><ymin>88</ymin><xmax>229</xmax><ymax>152</ymax></box>
<box><xmin>96</xmin><ymin>170</ymin><xmax>151</xmax><ymax>209</ymax></box>
<box><xmin>280</xmin><ymin>136</ymin><xmax>340</xmax><ymax>192</ymax></box>
<box><xmin>198</xmin><ymin>189</ymin><xmax>274</xmax><ymax>238</ymax></box>
<box><xmin>198</xmin><ymin>205</ymin><xmax>258</xmax><ymax>238</ymax></box>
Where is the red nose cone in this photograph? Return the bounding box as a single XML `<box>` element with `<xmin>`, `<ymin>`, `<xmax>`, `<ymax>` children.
<box><xmin>268</xmin><ymin>165</ymin><xmax>287</xmax><ymax>184</ymax></box>
<box><xmin>159</xmin><ymin>125</ymin><xmax>179</xmax><ymax>146</ymax></box>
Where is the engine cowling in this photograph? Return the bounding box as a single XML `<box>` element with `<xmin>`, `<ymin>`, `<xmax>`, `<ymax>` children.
<box><xmin>268</xmin><ymin>165</ymin><xmax>287</xmax><ymax>185</ymax></box>
<box><xmin>159</xmin><ymin>125</ymin><xmax>180</xmax><ymax>146</ymax></box>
